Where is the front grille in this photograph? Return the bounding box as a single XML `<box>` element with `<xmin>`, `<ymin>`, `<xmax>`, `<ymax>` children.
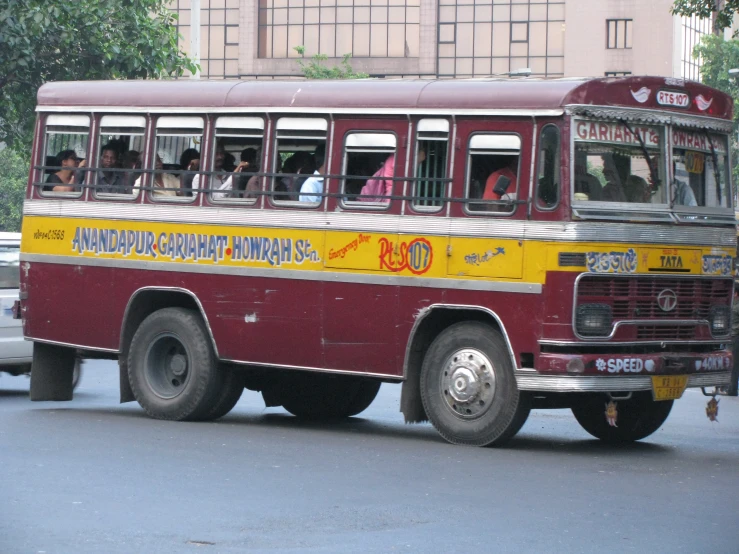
<box><xmin>636</xmin><ymin>324</ymin><xmax>697</xmax><ymax>340</ymax></box>
<box><xmin>576</xmin><ymin>275</ymin><xmax>732</xmax><ymax>340</ymax></box>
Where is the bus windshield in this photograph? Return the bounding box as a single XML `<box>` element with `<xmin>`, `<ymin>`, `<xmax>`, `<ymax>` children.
<box><xmin>672</xmin><ymin>129</ymin><xmax>731</xmax><ymax>209</ymax></box>
<box><xmin>572</xmin><ymin>120</ymin><xmax>666</xmax><ymax>205</ymax></box>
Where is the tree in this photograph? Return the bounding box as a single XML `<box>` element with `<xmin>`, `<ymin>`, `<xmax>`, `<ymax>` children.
<box><xmin>293</xmin><ymin>46</ymin><xmax>369</xmax><ymax>79</ymax></box>
<box><xmin>692</xmin><ymin>34</ymin><xmax>739</xmax><ymax>184</ymax></box>
<box><xmin>0</xmin><ymin>148</ymin><xmax>29</xmax><ymax>232</ymax></box>
<box><xmin>671</xmin><ymin>1</ymin><xmax>736</xmax><ymax>34</ymax></box>
<box><xmin>0</xmin><ymin>0</ymin><xmax>197</xmax><ymax>148</ymax></box>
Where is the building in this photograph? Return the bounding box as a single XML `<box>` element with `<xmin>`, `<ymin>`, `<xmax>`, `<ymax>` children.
<box><xmin>167</xmin><ymin>0</ymin><xmax>713</xmax><ymax>81</ymax></box>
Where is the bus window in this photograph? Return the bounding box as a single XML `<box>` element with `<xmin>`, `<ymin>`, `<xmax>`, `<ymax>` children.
<box><xmin>210</xmin><ymin>117</ymin><xmax>265</xmax><ymax>203</ymax></box>
<box><xmin>93</xmin><ymin>115</ymin><xmax>146</xmax><ymax>198</ymax></box>
<box><xmin>572</xmin><ymin>120</ymin><xmax>666</xmax><ymax>205</ymax></box>
<box><xmin>40</xmin><ymin>115</ymin><xmax>89</xmax><ymax>197</ymax></box>
<box><xmin>341</xmin><ymin>132</ymin><xmax>397</xmax><ymax>206</ymax></box>
<box><xmin>536</xmin><ymin>124</ymin><xmax>560</xmax><ymax>209</ymax></box>
<box><xmin>149</xmin><ymin>116</ymin><xmax>204</xmax><ymax>201</ymax></box>
<box><xmin>466</xmin><ymin>133</ymin><xmax>521</xmax><ymax>214</ymax></box>
<box><xmin>412</xmin><ymin>119</ymin><xmax>449</xmax><ymax>211</ymax></box>
<box><xmin>271</xmin><ymin>118</ymin><xmax>327</xmax><ymax>205</ymax></box>
<box><xmin>672</xmin><ymin>129</ymin><xmax>731</xmax><ymax>209</ymax></box>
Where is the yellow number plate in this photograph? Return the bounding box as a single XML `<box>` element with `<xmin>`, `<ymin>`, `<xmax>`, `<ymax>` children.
<box><xmin>651</xmin><ymin>375</ymin><xmax>689</xmax><ymax>401</ymax></box>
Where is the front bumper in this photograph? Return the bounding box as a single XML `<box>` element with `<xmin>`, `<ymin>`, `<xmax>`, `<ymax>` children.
<box><xmin>519</xmin><ymin>350</ymin><xmax>732</xmax><ymax>392</ymax></box>
<box><xmin>516</xmin><ymin>370</ymin><xmax>731</xmax><ymax>392</ymax></box>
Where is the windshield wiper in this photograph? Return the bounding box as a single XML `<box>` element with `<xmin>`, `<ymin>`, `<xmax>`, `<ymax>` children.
<box><xmin>619</xmin><ymin>119</ymin><xmax>660</xmax><ymax>195</ymax></box>
<box><xmin>703</xmin><ymin>130</ymin><xmax>723</xmax><ymax>206</ymax></box>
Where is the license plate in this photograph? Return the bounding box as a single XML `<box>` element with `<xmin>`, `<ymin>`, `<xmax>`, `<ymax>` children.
<box><xmin>651</xmin><ymin>375</ymin><xmax>689</xmax><ymax>401</ymax></box>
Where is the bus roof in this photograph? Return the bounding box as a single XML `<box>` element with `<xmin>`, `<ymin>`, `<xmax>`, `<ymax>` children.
<box><xmin>37</xmin><ymin>76</ymin><xmax>733</xmax><ymax>120</ymax></box>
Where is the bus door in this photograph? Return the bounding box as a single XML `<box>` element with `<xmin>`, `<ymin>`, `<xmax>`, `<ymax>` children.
<box><xmin>321</xmin><ymin>118</ymin><xmax>408</xmax><ymax>374</ymax></box>
<box><xmin>445</xmin><ymin>120</ymin><xmax>531</xmax><ymax>280</ymax></box>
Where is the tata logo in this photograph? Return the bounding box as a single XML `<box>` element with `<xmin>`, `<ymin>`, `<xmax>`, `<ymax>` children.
<box><xmin>657</xmin><ymin>289</ymin><xmax>678</xmax><ymax>312</ymax></box>
<box><xmin>660</xmin><ymin>255</ymin><xmax>683</xmax><ymax>268</ymax></box>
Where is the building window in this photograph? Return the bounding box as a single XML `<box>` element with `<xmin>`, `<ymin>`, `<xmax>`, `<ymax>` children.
<box><xmin>437</xmin><ymin>0</ymin><xmax>565</xmax><ymax>79</ymax></box>
<box><xmin>606</xmin><ymin>19</ymin><xmax>632</xmax><ymax>49</ymax></box>
<box><xmin>169</xmin><ymin>0</ymin><xmax>240</xmax><ymax>79</ymax></box>
<box><xmin>681</xmin><ymin>15</ymin><xmax>712</xmax><ymax>81</ymax></box>
<box><xmin>258</xmin><ymin>0</ymin><xmax>421</xmax><ymax>59</ymax></box>
<box><xmin>605</xmin><ymin>71</ymin><xmax>632</xmax><ymax>77</ymax></box>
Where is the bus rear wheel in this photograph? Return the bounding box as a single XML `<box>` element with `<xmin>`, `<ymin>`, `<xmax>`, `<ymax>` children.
<box><xmin>571</xmin><ymin>392</ymin><xmax>673</xmax><ymax>443</ymax></box>
<box><xmin>128</xmin><ymin>308</ymin><xmax>220</xmax><ymax>421</ymax></box>
<box><xmin>420</xmin><ymin>322</ymin><xmax>530</xmax><ymax>447</ymax></box>
<box><xmin>201</xmin><ymin>365</ymin><xmax>245</xmax><ymax>421</ymax></box>
<box><xmin>280</xmin><ymin>374</ymin><xmax>381</xmax><ymax>419</ymax></box>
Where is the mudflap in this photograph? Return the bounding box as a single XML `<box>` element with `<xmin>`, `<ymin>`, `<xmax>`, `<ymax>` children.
<box><xmin>29</xmin><ymin>342</ymin><xmax>75</xmax><ymax>401</ymax></box>
<box><xmin>119</xmin><ymin>357</ymin><xmax>135</xmax><ymax>403</ymax></box>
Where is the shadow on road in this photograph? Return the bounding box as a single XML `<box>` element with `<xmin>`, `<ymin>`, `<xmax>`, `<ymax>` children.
<box><xmin>21</xmin><ymin>403</ymin><xmax>681</xmax><ymax>455</ymax></box>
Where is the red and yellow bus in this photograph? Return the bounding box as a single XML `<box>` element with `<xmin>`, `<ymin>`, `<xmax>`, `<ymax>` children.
<box><xmin>19</xmin><ymin>76</ymin><xmax>736</xmax><ymax>446</ymax></box>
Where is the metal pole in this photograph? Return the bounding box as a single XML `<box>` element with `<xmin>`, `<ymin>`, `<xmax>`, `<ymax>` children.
<box><xmin>191</xmin><ymin>0</ymin><xmax>201</xmax><ymax>79</ymax></box>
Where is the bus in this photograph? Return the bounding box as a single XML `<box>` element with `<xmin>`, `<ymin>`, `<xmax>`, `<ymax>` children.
<box><xmin>18</xmin><ymin>76</ymin><xmax>736</xmax><ymax>446</ymax></box>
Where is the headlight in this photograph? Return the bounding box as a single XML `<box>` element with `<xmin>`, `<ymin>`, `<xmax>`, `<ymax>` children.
<box><xmin>576</xmin><ymin>303</ymin><xmax>613</xmax><ymax>337</ymax></box>
<box><xmin>710</xmin><ymin>306</ymin><xmax>731</xmax><ymax>337</ymax></box>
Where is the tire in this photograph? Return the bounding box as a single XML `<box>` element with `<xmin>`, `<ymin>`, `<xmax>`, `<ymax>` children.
<box><xmin>281</xmin><ymin>374</ymin><xmax>381</xmax><ymax>419</ymax></box>
<box><xmin>201</xmin><ymin>365</ymin><xmax>245</xmax><ymax>421</ymax></box>
<box><xmin>127</xmin><ymin>307</ymin><xmax>220</xmax><ymax>421</ymax></box>
<box><xmin>571</xmin><ymin>391</ymin><xmax>673</xmax><ymax>443</ymax></box>
<box><xmin>420</xmin><ymin>322</ymin><xmax>530</xmax><ymax>447</ymax></box>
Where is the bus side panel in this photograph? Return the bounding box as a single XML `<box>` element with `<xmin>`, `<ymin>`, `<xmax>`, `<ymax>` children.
<box><xmin>322</xmin><ymin>281</ymin><xmax>400</xmax><ymax>375</ymax></box>
<box><xmin>196</xmin><ymin>275</ymin><xmax>324</xmax><ymax>368</ymax></box>
<box><xmin>23</xmin><ymin>262</ymin><xmax>118</xmax><ymax>349</ymax></box>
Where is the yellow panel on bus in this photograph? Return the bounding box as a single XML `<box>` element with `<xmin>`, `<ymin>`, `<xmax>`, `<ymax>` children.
<box><xmin>446</xmin><ymin>238</ymin><xmax>524</xmax><ymax>279</ymax></box>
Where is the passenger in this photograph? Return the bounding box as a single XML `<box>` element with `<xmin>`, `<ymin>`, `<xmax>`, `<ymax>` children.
<box><xmin>95</xmin><ymin>144</ymin><xmax>128</xmax><ymax>194</ymax></box>
<box><xmin>43</xmin><ymin>150</ymin><xmax>81</xmax><ymax>192</ymax></box>
<box><xmin>191</xmin><ymin>146</ymin><xmax>227</xmax><ymax>192</ymax></box>
<box><xmin>674</xmin><ymin>167</ymin><xmax>697</xmax><ymax>206</ymax></box>
<box><xmin>223</xmin><ymin>152</ymin><xmax>236</xmax><ymax>173</ymax></box>
<box><xmin>211</xmin><ymin>148</ymin><xmax>260</xmax><ymax>200</ymax></box>
<box><xmin>601</xmin><ymin>167</ymin><xmax>627</xmax><ymax>202</ymax></box>
<box><xmin>624</xmin><ymin>175</ymin><xmax>649</xmax><ymax>203</ymax></box>
<box><xmin>179</xmin><ymin>148</ymin><xmax>200</xmax><ymax>197</ymax></box>
<box><xmin>359</xmin><ymin>149</ymin><xmax>426</xmax><ymax>202</ymax></box>
<box><xmin>276</xmin><ymin>151</ymin><xmax>315</xmax><ymax>200</ymax></box>
<box><xmin>482</xmin><ymin>157</ymin><xmax>517</xmax><ymax>205</ymax></box>
<box><xmin>134</xmin><ymin>155</ymin><xmax>179</xmax><ymax>197</ymax></box>
<box><xmin>299</xmin><ymin>144</ymin><xmax>326</xmax><ymax>203</ymax></box>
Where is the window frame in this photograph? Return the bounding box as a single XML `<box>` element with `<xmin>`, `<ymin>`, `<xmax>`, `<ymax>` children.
<box><xmin>91</xmin><ymin>114</ymin><xmax>148</xmax><ymax>202</ymax></box>
<box><xmin>269</xmin><ymin>116</ymin><xmax>330</xmax><ymax>209</ymax></box>
<box><xmin>208</xmin><ymin>115</ymin><xmax>267</xmax><ymax>206</ymax></box>
<box><xmin>409</xmin><ymin>118</ymin><xmax>451</xmax><ymax>214</ymax></box>
<box><xmin>535</xmin><ymin>123</ymin><xmax>561</xmax><ymax>211</ymax></box>
<box><xmin>463</xmin><ymin>131</ymin><xmax>523</xmax><ymax>217</ymax></box>
<box><xmin>339</xmin><ymin>131</ymin><xmax>398</xmax><ymax>211</ymax></box>
<box><xmin>38</xmin><ymin>113</ymin><xmax>91</xmax><ymax>200</ymax></box>
<box><xmin>148</xmin><ymin>115</ymin><xmax>206</xmax><ymax>204</ymax></box>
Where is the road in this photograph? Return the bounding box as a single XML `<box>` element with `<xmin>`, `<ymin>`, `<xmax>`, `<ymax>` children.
<box><xmin>1</xmin><ymin>359</ymin><xmax>738</xmax><ymax>554</ymax></box>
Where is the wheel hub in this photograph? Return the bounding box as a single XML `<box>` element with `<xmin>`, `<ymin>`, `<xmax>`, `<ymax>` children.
<box><xmin>170</xmin><ymin>354</ymin><xmax>187</xmax><ymax>376</ymax></box>
<box><xmin>144</xmin><ymin>333</ymin><xmax>191</xmax><ymax>400</ymax></box>
<box><xmin>441</xmin><ymin>348</ymin><xmax>496</xmax><ymax>419</ymax></box>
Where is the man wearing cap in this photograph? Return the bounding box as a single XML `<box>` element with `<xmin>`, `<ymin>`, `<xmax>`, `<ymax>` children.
<box><xmin>43</xmin><ymin>150</ymin><xmax>81</xmax><ymax>192</ymax></box>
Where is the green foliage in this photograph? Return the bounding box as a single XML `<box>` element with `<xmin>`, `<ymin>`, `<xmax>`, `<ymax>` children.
<box><xmin>692</xmin><ymin>34</ymin><xmax>739</xmax><ymax>187</ymax></box>
<box><xmin>671</xmin><ymin>0</ymin><xmax>739</xmax><ymax>33</ymax></box>
<box><xmin>293</xmin><ymin>46</ymin><xmax>369</xmax><ymax>80</ymax></box>
<box><xmin>0</xmin><ymin>148</ymin><xmax>29</xmax><ymax>232</ymax></box>
<box><xmin>0</xmin><ymin>0</ymin><xmax>197</xmax><ymax>148</ymax></box>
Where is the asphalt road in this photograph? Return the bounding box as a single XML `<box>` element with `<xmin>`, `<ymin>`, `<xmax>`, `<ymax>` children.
<box><xmin>1</xmin><ymin>360</ymin><xmax>738</xmax><ymax>554</ymax></box>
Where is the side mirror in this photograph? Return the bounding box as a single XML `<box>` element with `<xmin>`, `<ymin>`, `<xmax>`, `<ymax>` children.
<box><xmin>493</xmin><ymin>175</ymin><xmax>512</xmax><ymax>197</ymax></box>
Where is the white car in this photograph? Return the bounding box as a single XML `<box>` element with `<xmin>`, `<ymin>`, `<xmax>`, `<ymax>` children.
<box><xmin>0</xmin><ymin>232</ymin><xmax>81</xmax><ymax>387</ymax></box>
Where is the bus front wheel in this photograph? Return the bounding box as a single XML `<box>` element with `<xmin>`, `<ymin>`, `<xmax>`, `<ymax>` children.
<box><xmin>420</xmin><ymin>322</ymin><xmax>530</xmax><ymax>447</ymax></box>
<box><xmin>128</xmin><ymin>308</ymin><xmax>220</xmax><ymax>421</ymax></box>
<box><xmin>571</xmin><ymin>392</ymin><xmax>673</xmax><ymax>443</ymax></box>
